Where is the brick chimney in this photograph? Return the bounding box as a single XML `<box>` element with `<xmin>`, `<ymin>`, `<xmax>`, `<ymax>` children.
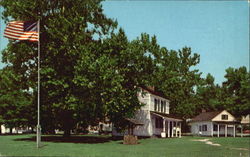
<box><xmin>147</xmin><ymin>86</ymin><xmax>155</xmax><ymax>91</ymax></box>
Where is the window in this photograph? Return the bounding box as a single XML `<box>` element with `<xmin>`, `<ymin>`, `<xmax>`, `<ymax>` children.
<box><xmin>163</xmin><ymin>101</ymin><xmax>166</xmax><ymax>113</ymax></box>
<box><xmin>221</xmin><ymin>114</ymin><xmax>228</xmax><ymax>120</ymax></box>
<box><xmin>202</xmin><ymin>125</ymin><xmax>207</xmax><ymax>131</ymax></box>
<box><xmin>199</xmin><ymin>126</ymin><xmax>202</xmax><ymax>131</ymax></box>
<box><xmin>161</xmin><ymin>100</ymin><xmax>164</xmax><ymax>112</ymax></box>
<box><xmin>155</xmin><ymin>117</ymin><xmax>163</xmax><ymax>128</ymax></box>
<box><xmin>154</xmin><ymin>99</ymin><xmax>157</xmax><ymax>111</ymax></box>
<box><xmin>158</xmin><ymin>99</ymin><xmax>160</xmax><ymax>111</ymax></box>
<box><xmin>213</xmin><ymin>124</ymin><xmax>218</xmax><ymax>131</ymax></box>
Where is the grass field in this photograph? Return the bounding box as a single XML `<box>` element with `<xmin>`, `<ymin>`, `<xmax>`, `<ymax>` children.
<box><xmin>0</xmin><ymin>134</ymin><xmax>249</xmax><ymax>157</ymax></box>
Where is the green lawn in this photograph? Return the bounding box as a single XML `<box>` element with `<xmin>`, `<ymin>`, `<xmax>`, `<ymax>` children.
<box><xmin>0</xmin><ymin>134</ymin><xmax>249</xmax><ymax>157</ymax></box>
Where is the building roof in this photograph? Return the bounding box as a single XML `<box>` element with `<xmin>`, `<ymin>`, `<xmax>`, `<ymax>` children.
<box><xmin>150</xmin><ymin>111</ymin><xmax>183</xmax><ymax>122</ymax></box>
<box><xmin>212</xmin><ymin>121</ymin><xmax>240</xmax><ymax>124</ymax></box>
<box><xmin>191</xmin><ymin>111</ymin><xmax>222</xmax><ymax>122</ymax></box>
<box><xmin>141</xmin><ymin>86</ymin><xmax>169</xmax><ymax>100</ymax></box>
<box><xmin>241</xmin><ymin>114</ymin><xmax>250</xmax><ymax>124</ymax></box>
<box><xmin>125</xmin><ymin>118</ymin><xmax>144</xmax><ymax>126</ymax></box>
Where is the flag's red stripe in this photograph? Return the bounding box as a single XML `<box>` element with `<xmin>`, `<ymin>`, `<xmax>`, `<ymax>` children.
<box><xmin>7</xmin><ymin>23</ymin><xmax>23</xmax><ymax>28</ymax></box>
<box><xmin>4</xmin><ymin>32</ymin><xmax>38</xmax><ymax>40</ymax></box>
<box><xmin>8</xmin><ymin>24</ymin><xmax>23</xmax><ymax>28</ymax></box>
<box><xmin>5</xmin><ymin>29</ymin><xmax>38</xmax><ymax>36</ymax></box>
<box><xmin>4</xmin><ymin>32</ymin><xmax>38</xmax><ymax>38</ymax></box>
<box><xmin>6</xmin><ymin>27</ymin><xmax>37</xmax><ymax>33</ymax></box>
<box><xmin>4</xmin><ymin>34</ymin><xmax>39</xmax><ymax>41</ymax></box>
<box><xmin>4</xmin><ymin>35</ymin><xmax>38</xmax><ymax>41</ymax></box>
<box><xmin>6</xmin><ymin>26</ymin><xmax>23</xmax><ymax>31</ymax></box>
<box><xmin>9</xmin><ymin>21</ymin><xmax>24</xmax><ymax>24</ymax></box>
<box><xmin>4</xmin><ymin>34</ymin><xmax>39</xmax><ymax>40</ymax></box>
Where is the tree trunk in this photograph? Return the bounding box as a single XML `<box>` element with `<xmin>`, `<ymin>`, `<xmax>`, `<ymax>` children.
<box><xmin>10</xmin><ymin>127</ymin><xmax>13</xmax><ymax>134</ymax></box>
<box><xmin>0</xmin><ymin>124</ymin><xmax>1</xmax><ymax>134</ymax></box>
<box><xmin>63</xmin><ymin>129</ymin><xmax>71</xmax><ymax>137</ymax></box>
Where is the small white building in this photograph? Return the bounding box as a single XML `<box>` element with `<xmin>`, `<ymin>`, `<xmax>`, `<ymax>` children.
<box><xmin>113</xmin><ymin>87</ymin><xmax>182</xmax><ymax>138</ymax></box>
<box><xmin>189</xmin><ymin>110</ymin><xmax>238</xmax><ymax>137</ymax></box>
<box><xmin>0</xmin><ymin>125</ymin><xmax>30</xmax><ymax>134</ymax></box>
<box><xmin>241</xmin><ymin>114</ymin><xmax>250</xmax><ymax>125</ymax></box>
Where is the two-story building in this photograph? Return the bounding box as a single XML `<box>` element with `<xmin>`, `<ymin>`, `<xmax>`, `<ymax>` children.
<box><xmin>112</xmin><ymin>86</ymin><xmax>182</xmax><ymax>138</ymax></box>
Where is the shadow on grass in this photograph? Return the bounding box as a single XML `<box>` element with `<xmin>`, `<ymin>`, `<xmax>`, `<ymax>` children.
<box><xmin>14</xmin><ymin>135</ymin><xmax>123</xmax><ymax>144</ymax></box>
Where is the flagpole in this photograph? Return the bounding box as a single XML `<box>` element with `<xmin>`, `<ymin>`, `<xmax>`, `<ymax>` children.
<box><xmin>37</xmin><ymin>19</ymin><xmax>41</xmax><ymax>148</ymax></box>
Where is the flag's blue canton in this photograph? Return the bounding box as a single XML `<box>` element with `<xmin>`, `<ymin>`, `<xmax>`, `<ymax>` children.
<box><xmin>24</xmin><ymin>21</ymin><xmax>38</xmax><ymax>32</ymax></box>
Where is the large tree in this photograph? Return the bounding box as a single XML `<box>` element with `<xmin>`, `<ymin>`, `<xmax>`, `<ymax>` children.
<box><xmin>195</xmin><ymin>67</ymin><xmax>250</xmax><ymax>118</ymax></box>
<box><xmin>0</xmin><ymin>0</ymin><xmax>155</xmax><ymax>136</ymax></box>
<box><xmin>0</xmin><ymin>0</ymin><xmax>117</xmax><ymax>136</ymax></box>
<box><xmin>196</xmin><ymin>73</ymin><xmax>223</xmax><ymax>112</ymax></box>
<box><xmin>145</xmin><ymin>38</ymin><xmax>202</xmax><ymax>118</ymax></box>
<box><xmin>222</xmin><ymin>66</ymin><xmax>250</xmax><ymax>117</ymax></box>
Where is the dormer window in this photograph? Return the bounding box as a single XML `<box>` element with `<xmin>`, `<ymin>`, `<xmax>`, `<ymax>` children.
<box><xmin>221</xmin><ymin>114</ymin><xmax>228</xmax><ymax>120</ymax></box>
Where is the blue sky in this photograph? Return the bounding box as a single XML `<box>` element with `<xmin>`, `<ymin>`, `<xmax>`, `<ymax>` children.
<box><xmin>0</xmin><ymin>1</ymin><xmax>249</xmax><ymax>85</ymax></box>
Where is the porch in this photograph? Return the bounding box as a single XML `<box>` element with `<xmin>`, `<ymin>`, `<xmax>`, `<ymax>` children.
<box><xmin>151</xmin><ymin>111</ymin><xmax>182</xmax><ymax>138</ymax></box>
<box><xmin>211</xmin><ymin>121</ymin><xmax>239</xmax><ymax>137</ymax></box>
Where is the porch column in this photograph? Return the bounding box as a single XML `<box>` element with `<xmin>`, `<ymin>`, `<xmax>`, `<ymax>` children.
<box><xmin>241</xmin><ymin>125</ymin><xmax>243</xmax><ymax>137</ymax></box>
<box><xmin>217</xmin><ymin>124</ymin><xmax>220</xmax><ymax>137</ymax></box>
<box><xmin>233</xmin><ymin>125</ymin><xmax>235</xmax><ymax>138</ymax></box>
<box><xmin>171</xmin><ymin>121</ymin><xmax>174</xmax><ymax>137</ymax></box>
<box><xmin>163</xmin><ymin>119</ymin><xmax>166</xmax><ymax>132</ymax></box>
<box><xmin>167</xmin><ymin>121</ymin><xmax>170</xmax><ymax>138</ymax></box>
<box><xmin>162</xmin><ymin>118</ymin><xmax>166</xmax><ymax>138</ymax></box>
<box><xmin>175</xmin><ymin>122</ymin><xmax>178</xmax><ymax>137</ymax></box>
<box><xmin>179</xmin><ymin>122</ymin><xmax>182</xmax><ymax>138</ymax></box>
<box><xmin>225</xmin><ymin>124</ymin><xmax>227</xmax><ymax>137</ymax></box>
<box><xmin>211</xmin><ymin>123</ymin><xmax>213</xmax><ymax>137</ymax></box>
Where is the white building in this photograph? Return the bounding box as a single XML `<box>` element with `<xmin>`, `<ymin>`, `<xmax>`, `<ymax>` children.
<box><xmin>0</xmin><ymin>125</ymin><xmax>31</xmax><ymax>134</ymax></box>
<box><xmin>189</xmin><ymin>110</ymin><xmax>238</xmax><ymax>137</ymax></box>
<box><xmin>113</xmin><ymin>87</ymin><xmax>182</xmax><ymax>138</ymax></box>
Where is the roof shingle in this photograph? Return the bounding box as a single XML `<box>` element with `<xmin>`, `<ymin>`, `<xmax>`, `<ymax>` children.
<box><xmin>191</xmin><ymin>111</ymin><xmax>222</xmax><ymax>122</ymax></box>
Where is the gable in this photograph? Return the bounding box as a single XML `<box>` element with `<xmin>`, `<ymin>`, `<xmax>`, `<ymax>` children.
<box><xmin>141</xmin><ymin>86</ymin><xmax>169</xmax><ymax>101</ymax></box>
<box><xmin>241</xmin><ymin>114</ymin><xmax>250</xmax><ymax>124</ymax></box>
<box><xmin>191</xmin><ymin>111</ymin><xmax>221</xmax><ymax>122</ymax></box>
<box><xmin>212</xmin><ymin>110</ymin><xmax>235</xmax><ymax>122</ymax></box>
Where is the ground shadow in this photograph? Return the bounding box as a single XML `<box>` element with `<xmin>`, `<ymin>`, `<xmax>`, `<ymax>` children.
<box><xmin>14</xmin><ymin>135</ymin><xmax>123</xmax><ymax>144</ymax></box>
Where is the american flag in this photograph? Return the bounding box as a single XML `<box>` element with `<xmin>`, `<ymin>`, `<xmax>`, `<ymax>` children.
<box><xmin>4</xmin><ymin>21</ymin><xmax>39</xmax><ymax>42</ymax></box>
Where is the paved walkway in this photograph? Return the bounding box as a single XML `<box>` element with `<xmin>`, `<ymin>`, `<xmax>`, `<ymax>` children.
<box><xmin>191</xmin><ymin>138</ymin><xmax>221</xmax><ymax>146</ymax></box>
<box><xmin>191</xmin><ymin>138</ymin><xmax>249</xmax><ymax>151</ymax></box>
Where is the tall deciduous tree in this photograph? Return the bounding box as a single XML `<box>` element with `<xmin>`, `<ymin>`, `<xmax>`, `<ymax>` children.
<box><xmin>0</xmin><ymin>0</ymin><xmax>155</xmax><ymax>135</ymax></box>
<box><xmin>1</xmin><ymin>0</ymin><xmax>117</xmax><ymax>136</ymax></box>
<box><xmin>222</xmin><ymin>66</ymin><xmax>250</xmax><ymax>117</ymax></box>
<box><xmin>147</xmin><ymin>39</ymin><xmax>202</xmax><ymax>118</ymax></box>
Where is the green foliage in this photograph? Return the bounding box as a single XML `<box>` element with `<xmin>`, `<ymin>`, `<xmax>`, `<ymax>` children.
<box><xmin>149</xmin><ymin>44</ymin><xmax>202</xmax><ymax>118</ymax></box>
<box><xmin>0</xmin><ymin>67</ymin><xmax>33</xmax><ymax>131</ymax></box>
<box><xmin>196</xmin><ymin>67</ymin><xmax>250</xmax><ymax>118</ymax></box>
<box><xmin>222</xmin><ymin>67</ymin><xmax>250</xmax><ymax>116</ymax></box>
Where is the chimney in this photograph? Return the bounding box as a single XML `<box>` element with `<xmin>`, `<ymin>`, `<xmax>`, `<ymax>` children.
<box><xmin>148</xmin><ymin>86</ymin><xmax>155</xmax><ymax>91</ymax></box>
<box><xmin>202</xmin><ymin>109</ymin><xmax>206</xmax><ymax>113</ymax></box>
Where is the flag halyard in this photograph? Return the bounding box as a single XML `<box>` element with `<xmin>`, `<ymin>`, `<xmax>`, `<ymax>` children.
<box><xmin>4</xmin><ymin>21</ymin><xmax>39</xmax><ymax>42</ymax></box>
